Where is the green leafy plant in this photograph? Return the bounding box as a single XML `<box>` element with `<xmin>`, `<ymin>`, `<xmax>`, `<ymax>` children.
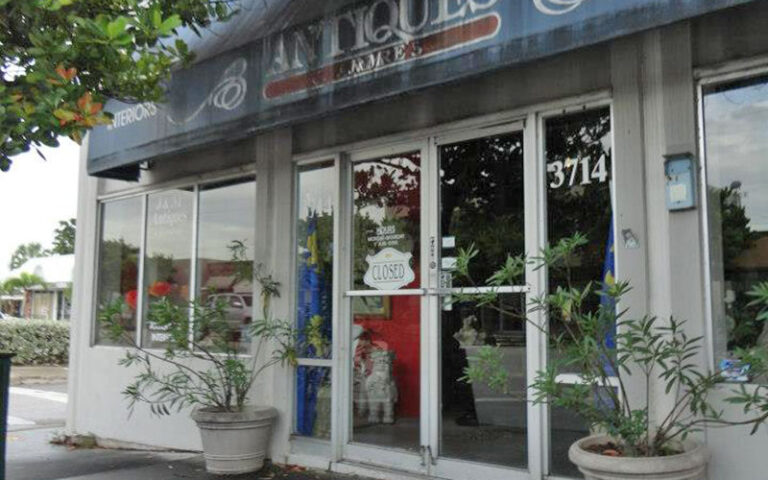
<box><xmin>100</xmin><ymin>264</ymin><xmax>297</xmax><ymax>415</ymax></box>
<box><xmin>0</xmin><ymin>318</ymin><xmax>70</xmax><ymax>365</ymax></box>
<box><xmin>0</xmin><ymin>0</ymin><xmax>238</xmax><ymax>170</ymax></box>
<box><xmin>457</xmin><ymin>233</ymin><xmax>768</xmax><ymax>457</ymax></box>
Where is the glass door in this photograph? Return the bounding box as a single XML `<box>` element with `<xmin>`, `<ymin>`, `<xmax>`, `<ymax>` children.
<box><xmin>426</xmin><ymin>124</ymin><xmax>535</xmax><ymax>480</ymax></box>
<box><xmin>340</xmin><ymin>124</ymin><xmax>540</xmax><ymax>479</ymax></box>
<box><xmin>342</xmin><ymin>141</ymin><xmax>430</xmax><ymax>473</ymax></box>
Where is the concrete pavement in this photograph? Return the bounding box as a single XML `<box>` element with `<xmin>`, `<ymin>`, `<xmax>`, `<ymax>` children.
<box><xmin>9</xmin><ymin>427</ymin><xmax>367</xmax><ymax>480</ymax></box>
<box><xmin>8</xmin><ymin>428</ymin><xmax>197</xmax><ymax>480</ymax></box>
<box><xmin>9</xmin><ymin>383</ymin><xmax>67</xmax><ymax>432</ymax></box>
<box><xmin>6</xmin><ymin>379</ymin><xmax>366</xmax><ymax>480</ymax></box>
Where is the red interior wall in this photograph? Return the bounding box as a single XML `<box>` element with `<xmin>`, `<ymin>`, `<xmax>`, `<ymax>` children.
<box><xmin>354</xmin><ymin>272</ymin><xmax>421</xmax><ymax>417</ymax></box>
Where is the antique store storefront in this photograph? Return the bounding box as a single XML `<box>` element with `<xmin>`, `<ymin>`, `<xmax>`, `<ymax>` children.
<box><xmin>68</xmin><ymin>1</ymin><xmax>768</xmax><ymax>479</ymax></box>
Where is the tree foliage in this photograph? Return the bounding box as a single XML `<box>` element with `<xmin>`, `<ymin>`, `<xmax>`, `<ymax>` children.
<box><xmin>9</xmin><ymin>242</ymin><xmax>47</xmax><ymax>270</ymax></box>
<box><xmin>51</xmin><ymin>218</ymin><xmax>76</xmax><ymax>255</ymax></box>
<box><xmin>0</xmin><ymin>0</ymin><xmax>237</xmax><ymax>170</ymax></box>
<box><xmin>3</xmin><ymin>272</ymin><xmax>46</xmax><ymax>291</ymax></box>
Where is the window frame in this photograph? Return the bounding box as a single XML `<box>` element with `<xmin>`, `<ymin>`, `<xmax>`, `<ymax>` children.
<box><xmin>697</xmin><ymin>60</ymin><xmax>768</xmax><ymax>375</ymax></box>
<box><xmin>290</xmin><ymin>156</ymin><xmax>340</xmax><ymax>443</ymax></box>
<box><xmin>91</xmin><ymin>170</ymin><xmax>257</xmax><ymax>350</ymax></box>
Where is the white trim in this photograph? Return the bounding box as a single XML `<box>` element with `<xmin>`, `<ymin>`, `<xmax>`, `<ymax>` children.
<box><xmin>696</xmin><ymin>80</ymin><xmax>717</xmax><ymax>373</ymax></box>
<box><xmin>135</xmin><ymin>194</ymin><xmax>148</xmax><ymax>347</ymax></box>
<box><xmin>331</xmin><ymin>154</ymin><xmax>344</xmax><ymax>461</ymax></box>
<box><xmin>426</xmin><ymin>131</ymin><xmax>440</xmax><ymax>466</ymax></box>
<box><xmin>188</xmin><ymin>185</ymin><xmax>200</xmax><ymax>346</ymax></box>
<box><xmin>530</xmin><ymin>110</ymin><xmax>549</xmax><ymax>478</ymax></box>
<box><xmin>427</xmin><ymin>286</ymin><xmax>529</xmax><ymax>295</ymax></box>
<box><xmin>89</xmin><ymin>202</ymin><xmax>105</xmax><ymax>346</ymax></box>
<box><xmin>345</xmin><ymin>289</ymin><xmax>426</xmax><ymax>297</ymax></box>
<box><xmin>296</xmin><ymin>358</ymin><xmax>333</xmax><ymax>367</ymax></box>
<box><xmin>430</xmin><ymin>457</ymin><xmax>530</xmax><ymax>480</ymax></box>
<box><xmin>344</xmin><ymin>443</ymin><xmax>426</xmax><ymax>473</ymax></box>
<box><xmin>337</xmin><ymin>154</ymin><xmax>354</xmax><ymax>455</ymax></box>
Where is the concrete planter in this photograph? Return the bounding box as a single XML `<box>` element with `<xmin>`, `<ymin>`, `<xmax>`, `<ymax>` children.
<box><xmin>191</xmin><ymin>405</ymin><xmax>278</xmax><ymax>475</ymax></box>
<box><xmin>568</xmin><ymin>435</ymin><xmax>710</xmax><ymax>480</ymax></box>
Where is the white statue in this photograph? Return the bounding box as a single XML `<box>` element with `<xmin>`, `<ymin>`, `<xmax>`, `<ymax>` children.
<box><xmin>365</xmin><ymin>350</ymin><xmax>398</xmax><ymax>424</ymax></box>
<box><xmin>453</xmin><ymin>315</ymin><xmax>485</xmax><ymax>347</ymax></box>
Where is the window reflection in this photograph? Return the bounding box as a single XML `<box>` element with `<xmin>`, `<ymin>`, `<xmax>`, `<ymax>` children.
<box><xmin>197</xmin><ymin>178</ymin><xmax>256</xmax><ymax>354</ymax></box>
<box><xmin>142</xmin><ymin>189</ymin><xmax>195</xmax><ymax>348</ymax></box>
<box><xmin>439</xmin><ymin>133</ymin><xmax>525</xmax><ymax>287</ymax></box>
<box><xmin>296</xmin><ymin>164</ymin><xmax>334</xmax><ymax>360</ymax></box>
<box><xmin>353</xmin><ymin>152</ymin><xmax>421</xmax><ymax>291</ymax></box>
<box><xmin>95</xmin><ymin>197</ymin><xmax>142</xmax><ymax>345</ymax></box>
<box><xmin>351</xmin><ymin>153</ymin><xmax>421</xmax><ymax>451</ymax></box>
<box><xmin>294</xmin><ymin>163</ymin><xmax>335</xmax><ymax>440</ymax></box>
<box><xmin>545</xmin><ymin>107</ymin><xmax>613</xmax><ymax>477</ymax></box>
<box><xmin>438</xmin><ymin>133</ymin><xmax>528</xmax><ymax>468</ymax></box>
<box><xmin>704</xmin><ymin>76</ymin><xmax>768</xmax><ymax>379</ymax></box>
<box><xmin>296</xmin><ymin>366</ymin><xmax>332</xmax><ymax>439</ymax></box>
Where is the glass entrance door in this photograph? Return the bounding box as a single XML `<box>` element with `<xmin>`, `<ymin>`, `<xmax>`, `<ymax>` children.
<box><xmin>426</xmin><ymin>125</ymin><xmax>535</xmax><ymax>480</ymax></box>
<box><xmin>343</xmin><ymin>142</ymin><xmax>429</xmax><ymax>472</ymax></box>
<box><xmin>341</xmin><ymin>123</ymin><xmax>538</xmax><ymax>479</ymax></box>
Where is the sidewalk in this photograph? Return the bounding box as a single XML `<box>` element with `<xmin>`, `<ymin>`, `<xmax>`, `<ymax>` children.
<box><xmin>8</xmin><ymin>428</ymin><xmax>365</xmax><ymax>480</ymax></box>
<box><xmin>10</xmin><ymin>366</ymin><xmax>68</xmax><ymax>386</ymax></box>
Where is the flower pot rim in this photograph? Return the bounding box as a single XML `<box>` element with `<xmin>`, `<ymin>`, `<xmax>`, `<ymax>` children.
<box><xmin>191</xmin><ymin>404</ymin><xmax>278</xmax><ymax>424</ymax></box>
<box><xmin>573</xmin><ymin>434</ymin><xmax>705</xmax><ymax>460</ymax></box>
<box><xmin>569</xmin><ymin>434</ymin><xmax>710</xmax><ymax>475</ymax></box>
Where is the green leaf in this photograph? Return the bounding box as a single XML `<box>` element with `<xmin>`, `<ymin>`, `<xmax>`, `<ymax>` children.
<box><xmin>106</xmin><ymin>17</ymin><xmax>128</xmax><ymax>39</ymax></box>
<box><xmin>158</xmin><ymin>14</ymin><xmax>182</xmax><ymax>36</ymax></box>
<box><xmin>53</xmin><ymin>109</ymin><xmax>76</xmax><ymax>121</ymax></box>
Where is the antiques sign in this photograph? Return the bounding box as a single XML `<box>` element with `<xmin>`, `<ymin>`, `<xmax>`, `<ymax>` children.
<box><xmin>88</xmin><ymin>0</ymin><xmax>755</xmax><ymax>179</ymax></box>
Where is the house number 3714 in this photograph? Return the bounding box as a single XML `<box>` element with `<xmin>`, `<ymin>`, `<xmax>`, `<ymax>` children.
<box><xmin>547</xmin><ymin>156</ymin><xmax>608</xmax><ymax>189</ymax></box>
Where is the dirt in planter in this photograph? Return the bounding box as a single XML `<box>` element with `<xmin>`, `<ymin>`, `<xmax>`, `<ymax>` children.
<box><xmin>584</xmin><ymin>442</ymin><xmax>683</xmax><ymax>458</ymax></box>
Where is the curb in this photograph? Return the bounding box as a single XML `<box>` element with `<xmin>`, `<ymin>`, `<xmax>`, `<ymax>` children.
<box><xmin>10</xmin><ymin>366</ymin><xmax>68</xmax><ymax>386</ymax></box>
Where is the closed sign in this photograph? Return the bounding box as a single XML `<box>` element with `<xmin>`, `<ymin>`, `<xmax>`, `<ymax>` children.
<box><xmin>364</xmin><ymin>248</ymin><xmax>416</xmax><ymax>290</ymax></box>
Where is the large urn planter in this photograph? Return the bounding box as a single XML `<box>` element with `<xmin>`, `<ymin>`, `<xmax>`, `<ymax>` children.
<box><xmin>568</xmin><ymin>435</ymin><xmax>710</xmax><ymax>480</ymax></box>
<box><xmin>192</xmin><ymin>406</ymin><xmax>278</xmax><ymax>475</ymax></box>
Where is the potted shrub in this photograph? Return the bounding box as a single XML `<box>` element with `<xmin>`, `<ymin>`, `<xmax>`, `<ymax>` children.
<box><xmin>457</xmin><ymin>234</ymin><xmax>768</xmax><ymax>480</ymax></box>
<box><xmin>99</xmin><ymin>264</ymin><xmax>297</xmax><ymax>475</ymax></box>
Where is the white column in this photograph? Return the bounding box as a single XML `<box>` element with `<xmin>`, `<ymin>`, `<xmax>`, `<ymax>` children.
<box><xmin>66</xmin><ymin>134</ymin><xmax>100</xmax><ymax>434</ymax></box>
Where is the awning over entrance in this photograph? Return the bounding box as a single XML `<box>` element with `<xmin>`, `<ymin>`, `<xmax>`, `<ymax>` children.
<box><xmin>87</xmin><ymin>0</ymin><xmax>755</xmax><ymax>180</ymax></box>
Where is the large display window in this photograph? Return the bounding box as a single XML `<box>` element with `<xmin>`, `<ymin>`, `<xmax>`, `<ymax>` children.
<box><xmin>703</xmin><ymin>74</ymin><xmax>768</xmax><ymax>382</ymax></box>
<box><xmin>94</xmin><ymin>197</ymin><xmax>142</xmax><ymax>345</ymax></box>
<box><xmin>94</xmin><ymin>176</ymin><xmax>257</xmax><ymax>350</ymax></box>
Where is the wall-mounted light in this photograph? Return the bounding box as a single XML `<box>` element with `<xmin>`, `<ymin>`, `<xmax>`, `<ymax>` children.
<box><xmin>664</xmin><ymin>152</ymin><xmax>697</xmax><ymax>211</ymax></box>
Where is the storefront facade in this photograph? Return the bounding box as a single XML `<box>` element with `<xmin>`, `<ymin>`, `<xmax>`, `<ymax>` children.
<box><xmin>68</xmin><ymin>1</ymin><xmax>768</xmax><ymax>479</ymax></box>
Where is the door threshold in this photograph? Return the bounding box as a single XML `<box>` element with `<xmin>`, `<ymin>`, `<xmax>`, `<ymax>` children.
<box><xmin>332</xmin><ymin>460</ymin><xmax>446</xmax><ymax>480</ymax></box>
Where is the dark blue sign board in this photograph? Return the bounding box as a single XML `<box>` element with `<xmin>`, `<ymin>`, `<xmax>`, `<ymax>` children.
<box><xmin>88</xmin><ymin>0</ymin><xmax>755</xmax><ymax>179</ymax></box>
